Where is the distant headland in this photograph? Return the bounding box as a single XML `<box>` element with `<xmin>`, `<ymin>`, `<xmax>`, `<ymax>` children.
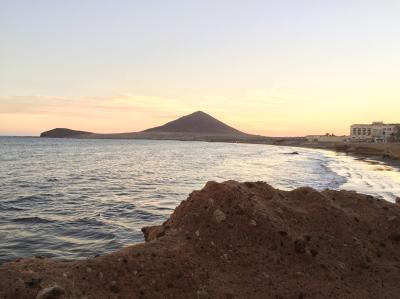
<box><xmin>40</xmin><ymin>111</ymin><xmax>269</xmax><ymax>142</ymax></box>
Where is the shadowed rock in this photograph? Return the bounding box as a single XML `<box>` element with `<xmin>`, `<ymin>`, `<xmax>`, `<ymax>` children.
<box><xmin>40</xmin><ymin>128</ymin><xmax>92</xmax><ymax>138</ymax></box>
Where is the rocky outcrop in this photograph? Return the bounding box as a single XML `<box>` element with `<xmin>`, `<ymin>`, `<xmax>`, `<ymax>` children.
<box><xmin>40</xmin><ymin>128</ymin><xmax>92</xmax><ymax>138</ymax></box>
<box><xmin>1</xmin><ymin>181</ymin><xmax>400</xmax><ymax>298</ymax></box>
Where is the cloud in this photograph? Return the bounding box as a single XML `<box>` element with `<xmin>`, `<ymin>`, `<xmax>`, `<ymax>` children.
<box><xmin>0</xmin><ymin>87</ymin><xmax>308</xmax><ymax>116</ymax></box>
<box><xmin>194</xmin><ymin>88</ymin><xmax>311</xmax><ymax>109</ymax></box>
<box><xmin>0</xmin><ymin>94</ymin><xmax>187</xmax><ymax>117</ymax></box>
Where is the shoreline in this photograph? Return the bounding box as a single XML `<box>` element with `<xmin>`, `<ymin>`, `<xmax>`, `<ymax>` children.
<box><xmin>1</xmin><ymin>181</ymin><xmax>400</xmax><ymax>298</ymax></box>
<box><xmin>287</xmin><ymin>141</ymin><xmax>400</xmax><ymax>166</ymax></box>
<box><xmin>4</xmin><ymin>135</ymin><xmax>400</xmax><ymax>167</ymax></box>
<box><xmin>210</xmin><ymin>139</ymin><xmax>400</xmax><ymax>168</ymax></box>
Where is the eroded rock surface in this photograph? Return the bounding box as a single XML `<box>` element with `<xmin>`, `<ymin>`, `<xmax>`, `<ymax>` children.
<box><xmin>1</xmin><ymin>181</ymin><xmax>400</xmax><ymax>298</ymax></box>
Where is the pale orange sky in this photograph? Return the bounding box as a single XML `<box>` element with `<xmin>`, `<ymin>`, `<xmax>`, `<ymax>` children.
<box><xmin>1</xmin><ymin>1</ymin><xmax>399</xmax><ymax>136</ymax></box>
<box><xmin>1</xmin><ymin>88</ymin><xmax>399</xmax><ymax>137</ymax></box>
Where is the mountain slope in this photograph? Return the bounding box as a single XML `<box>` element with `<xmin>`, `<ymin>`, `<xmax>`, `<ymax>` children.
<box><xmin>142</xmin><ymin>111</ymin><xmax>246</xmax><ymax>136</ymax></box>
<box><xmin>39</xmin><ymin>111</ymin><xmax>268</xmax><ymax>141</ymax></box>
<box><xmin>40</xmin><ymin>128</ymin><xmax>92</xmax><ymax>138</ymax></box>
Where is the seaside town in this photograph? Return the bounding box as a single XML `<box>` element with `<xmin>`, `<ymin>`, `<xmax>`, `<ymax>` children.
<box><xmin>306</xmin><ymin>121</ymin><xmax>400</xmax><ymax>143</ymax></box>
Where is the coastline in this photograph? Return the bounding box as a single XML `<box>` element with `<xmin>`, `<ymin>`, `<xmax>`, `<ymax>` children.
<box><xmin>1</xmin><ymin>180</ymin><xmax>400</xmax><ymax>298</ymax></box>
<box><xmin>282</xmin><ymin>141</ymin><xmax>400</xmax><ymax>165</ymax></box>
<box><xmin>196</xmin><ymin>137</ymin><xmax>400</xmax><ymax>163</ymax></box>
<box><xmin>5</xmin><ymin>135</ymin><xmax>400</xmax><ymax>166</ymax></box>
<box><xmin>215</xmin><ymin>138</ymin><xmax>400</xmax><ymax>166</ymax></box>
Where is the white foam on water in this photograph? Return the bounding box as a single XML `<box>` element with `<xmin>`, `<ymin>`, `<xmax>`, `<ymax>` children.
<box><xmin>323</xmin><ymin>151</ymin><xmax>400</xmax><ymax>202</ymax></box>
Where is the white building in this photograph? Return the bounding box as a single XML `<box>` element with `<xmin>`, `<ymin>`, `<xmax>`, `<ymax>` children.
<box><xmin>350</xmin><ymin>122</ymin><xmax>398</xmax><ymax>143</ymax></box>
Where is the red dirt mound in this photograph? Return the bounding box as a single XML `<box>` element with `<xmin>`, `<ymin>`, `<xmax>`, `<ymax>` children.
<box><xmin>1</xmin><ymin>181</ymin><xmax>400</xmax><ymax>298</ymax></box>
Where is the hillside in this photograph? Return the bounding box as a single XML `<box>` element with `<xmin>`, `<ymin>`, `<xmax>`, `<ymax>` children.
<box><xmin>143</xmin><ymin>111</ymin><xmax>246</xmax><ymax>136</ymax></box>
<box><xmin>40</xmin><ymin>128</ymin><xmax>92</xmax><ymax>138</ymax></box>
<box><xmin>1</xmin><ymin>181</ymin><xmax>400</xmax><ymax>298</ymax></box>
<box><xmin>39</xmin><ymin>111</ymin><xmax>267</xmax><ymax>141</ymax></box>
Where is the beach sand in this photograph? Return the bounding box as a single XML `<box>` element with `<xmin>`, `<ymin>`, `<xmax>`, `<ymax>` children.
<box><xmin>270</xmin><ymin>140</ymin><xmax>400</xmax><ymax>162</ymax></box>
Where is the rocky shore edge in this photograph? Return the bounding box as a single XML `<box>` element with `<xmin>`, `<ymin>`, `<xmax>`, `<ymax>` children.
<box><xmin>1</xmin><ymin>181</ymin><xmax>400</xmax><ymax>298</ymax></box>
<box><xmin>273</xmin><ymin>140</ymin><xmax>400</xmax><ymax>162</ymax></box>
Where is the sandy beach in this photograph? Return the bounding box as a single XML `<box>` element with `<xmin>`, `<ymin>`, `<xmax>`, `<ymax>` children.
<box><xmin>267</xmin><ymin>140</ymin><xmax>400</xmax><ymax>163</ymax></box>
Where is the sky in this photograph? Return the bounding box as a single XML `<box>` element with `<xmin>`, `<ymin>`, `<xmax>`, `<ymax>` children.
<box><xmin>1</xmin><ymin>0</ymin><xmax>400</xmax><ymax>136</ymax></box>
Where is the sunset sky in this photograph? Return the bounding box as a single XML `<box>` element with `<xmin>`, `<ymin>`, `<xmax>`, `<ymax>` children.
<box><xmin>1</xmin><ymin>1</ymin><xmax>399</xmax><ymax>136</ymax></box>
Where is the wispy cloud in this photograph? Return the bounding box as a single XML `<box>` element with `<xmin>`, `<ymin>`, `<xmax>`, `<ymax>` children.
<box><xmin>0</xmin><ymin>88</ymin><xmax>307</xmax><ymax>116</ymax></box>
<box><xmin>0</xmin><ymin>94</ymin><xmax>187</xmax><ymax>117</ymax></box>
<box><xmin>194</xmin><ymin>88</ymin><xmax>310</xmax><ymax>109</ymax></box>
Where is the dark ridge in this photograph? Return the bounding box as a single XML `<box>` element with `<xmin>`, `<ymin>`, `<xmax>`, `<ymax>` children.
<box><xmin>39</xmin><ymin>111</ymin><xmax>264</xmax><ymax>140</ymax></box>
<box><xmin>40</xmin><ymin>128</ymin><xmax>92</xmax><ymax>138</ymax></box>
<box><xmin>142</xmin><ymin>111</ymin><xmax>247</xmax><ymax>135</ymax></box>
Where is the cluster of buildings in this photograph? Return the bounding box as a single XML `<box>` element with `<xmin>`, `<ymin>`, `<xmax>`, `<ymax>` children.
<box><xmin>350</xmin><ymin>122</ymin><xmax>399</xmax><ymax>143</ymax></box>
<box><xmin>306</xmin><ymin>122</ymin><xmax>400</xmax><ymax>143</ymax></box>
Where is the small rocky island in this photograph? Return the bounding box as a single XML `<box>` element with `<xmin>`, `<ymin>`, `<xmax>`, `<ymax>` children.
<box><xmin>1</xmin><ymin>181</ymin><xmax>400</xmax><ymax>298</ymax></box>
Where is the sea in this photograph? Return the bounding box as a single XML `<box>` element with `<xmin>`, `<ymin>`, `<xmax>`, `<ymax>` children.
<box><xmin>1</xmin><ymin>137</ymin><xmax>400</xmax><ymax>263</ymax></box>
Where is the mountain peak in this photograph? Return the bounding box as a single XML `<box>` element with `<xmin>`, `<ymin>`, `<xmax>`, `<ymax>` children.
<box><xmin>191</xmin><ymin>110</ymin><xmax>207</xmax><ymax>115</ymax></box>
<box><xmin>143</xmin><ymin>111</ymin><xmax>246</xmax><ymax>136</ymax></box>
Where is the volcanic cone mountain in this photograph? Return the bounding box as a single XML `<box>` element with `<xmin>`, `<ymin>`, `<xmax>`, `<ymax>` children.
<box><xmin>142</xmin><ymin>111</ymin><xmax>245</xmax><ymax>135</ymax></box>
<box><xmin>40</xmin><ymin>111</ymin><xmax>267</xmax><ymax>141</ymax></box>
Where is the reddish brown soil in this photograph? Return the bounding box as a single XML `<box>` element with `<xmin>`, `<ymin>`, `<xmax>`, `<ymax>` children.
<box><xmin>1</xmin><ymin>181</ymin><xmax>400</xmax><ymax>298</ymax></box>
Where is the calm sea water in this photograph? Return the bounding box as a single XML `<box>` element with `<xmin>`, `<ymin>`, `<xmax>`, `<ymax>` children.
<box><xmin>1</xmin><ymin>137</ymin><xmax>400</xmax><ymax>263</ymax></box>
